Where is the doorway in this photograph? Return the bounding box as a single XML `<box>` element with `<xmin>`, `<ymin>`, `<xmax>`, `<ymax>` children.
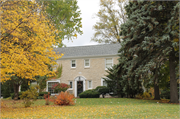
<box><xmin>74</xmin><ymin>76</ymin><xmax>86</xmax><ymax>97</ymax></box>
<box><xmin>77</xmin><ymin>81</ymin><xmax>83</xmax><ymax>96</ymax></box>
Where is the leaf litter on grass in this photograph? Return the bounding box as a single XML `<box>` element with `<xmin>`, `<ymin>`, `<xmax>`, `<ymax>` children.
<box><xmin>1</xmin><ymin>98</ymin><xmax>179</xmax><ymax>119</ymax></box>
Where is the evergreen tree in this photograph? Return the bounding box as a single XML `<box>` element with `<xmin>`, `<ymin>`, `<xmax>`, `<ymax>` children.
<box><xmin>119</xmin><ymin>0</ymin><xmax>179</xmax><ymax>103</ymax></box>
<box><xmin>105</xmin><ymin>56</ymin><xmax>143</xmax><ymax>98</ymax></box>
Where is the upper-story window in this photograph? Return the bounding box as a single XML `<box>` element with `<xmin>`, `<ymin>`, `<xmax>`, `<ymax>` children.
<box><xmin>71</xmin><ymin>60</ymin><xmax>76</xmax><ymax>68</ymax></box>
<box><xmin>84</xmin><ymin>59</ymin><xmax>90</xmax><ymax>67</ymax></box>
<box><xmin>105</xmin><ymin>58</ymin><xmax>113</xmax><ymax>69</ymax></box>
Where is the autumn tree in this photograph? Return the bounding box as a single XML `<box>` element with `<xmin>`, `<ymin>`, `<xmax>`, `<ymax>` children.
<box><xmin>119</xmin><ymin>0</ymin><xmax>179</xmax><ymax>103</ymax></box>
<box><xmin>36</xmin><ymin>0</ymin><xmax>83</xmax><ymax>47</ymax></box>
<box><xmin>92</xmin><ymin>0</ymin><xmax>128</xmax><ymax>43</ymax></box>
<box><xmin>0</xmin><ymin>0</ymin><xmax>63</xmax><ymax>99</ymax></box>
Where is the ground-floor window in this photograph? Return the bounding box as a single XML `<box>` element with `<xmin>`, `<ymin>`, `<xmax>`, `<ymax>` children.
<box><xmin>47</xmin><ymin>81</ymin><xmax>60</xmax><ymax>94</ymax></box>
<box><xmin>88</xmin><ymin>80</ymin><xmax>92</xmax><ymax>89</ymax></box>
<box><xmin>101</xmin><ymin>78</ymin><xmax>107</xmax><ymax>87</ymax></box>
<box><xmin>69</xmin><ymin>81</ymin><xmax>73</xmax><ymax>89</ymax></box>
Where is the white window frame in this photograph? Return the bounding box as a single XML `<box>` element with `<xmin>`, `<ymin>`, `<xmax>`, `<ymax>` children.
<box><xmin>105</xmin><ymin>58</ymin><xmax>113</xmax><ymax>70</ymax></box>
<box><xmin>88</xmin><ymin>80</ymin><xmax>92</xmax><ymax>89</ymax></box>
<box><xmin>71</xmin><ymin>60</ymin><xmax>76</xmax><ymax>68</ymax></box>
<box><xmin>84</xmin><ymin>59</ymin><xmax>90</xmax><ymax>68</ymax></box>
<box><xmin>69</xmin><ymin>81</ymin><xmax>73</xmax><ymax>90</ymax></box>
<box><xmin>46</xmin><ymin>80</ymin><xmax>60</xmax><ymax>95</ymax></box>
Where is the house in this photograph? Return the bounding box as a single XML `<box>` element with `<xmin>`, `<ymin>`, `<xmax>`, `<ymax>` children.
<box><xmin>46</xmin><ymin>43</ymin><xmax>121</xmax><ymax>97</ymax></box>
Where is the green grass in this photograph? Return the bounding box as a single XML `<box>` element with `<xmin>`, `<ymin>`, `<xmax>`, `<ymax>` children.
<box><xmin>1</xmin><ymin>98</ymin><xmax>180</xmax><ymax>119</ymax></box>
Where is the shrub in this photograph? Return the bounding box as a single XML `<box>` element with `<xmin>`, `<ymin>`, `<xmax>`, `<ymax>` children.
<box><xmin>11</xmin><ymin>92</ymin><xmax>23</xmax><ymax>100</ymax></box>
<box><xmin>19</xmin><ymin>86</ymin><xmax>39</xmax><ymax>107</ymax></box>
<box><xmin>44</xmin><ymin>92</ymin><xmax>51</xmax><ymax>105</ymax></box>
<box><xmin>54</xmin><ymin>91</ymin><xmax>75</xmax><ymax>106</ymax></box>
<box><xmin>142</xmin><ymin>92</ymin><xmax>151</xmax><ymax>99</ymax></box>
<box><xmin>52</xmin><ymin>83</ymin><xmax>70</xmax><ymax>93</ymax></box>
<box><xmin>95</xmin><ymin>86</ymin><xmax>109</xmax><ymax>98</ymax></box>
<box><xmin>79</xmin><ymin>90</ymin><xmax>100</xmax><ymax>98</ymax></box>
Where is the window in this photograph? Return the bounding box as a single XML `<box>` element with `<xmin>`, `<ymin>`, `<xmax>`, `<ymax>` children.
<box><xmin>84</xmin><ymin>59</ymin><xmax>90</xmax><ymax>67</ymax></box>
<box><xmin>103</xmin><ymin>81</ymin><xmax>107</xmax><ymax>86</ymax></box>
<box><xmin>69</xmin><ymin>81</ymin><xmax>73</xmax><ymax>89</ymax></box>
<box><xmin>71</xmin><ymin>60</ymin><xmax>76</xmax><ymax>68</ymax></box>
<box><xmin>105</xmin><ymin>58</ymin><xmax>113</xmax><ymax>69</ymax></box>
<box><xmin>101</xmin><ymin>78</ymin><xmax>107</xmax><ymax>87</ymax></box>
<box><xmin>88</xmin><ymin>81</ymin><xmax>92</xmax><ymax>89</ymax></box>
<box><xmin>47</xmin><ymin>82</ymin><xmax>59</xmax><ymax>94</ymax></box>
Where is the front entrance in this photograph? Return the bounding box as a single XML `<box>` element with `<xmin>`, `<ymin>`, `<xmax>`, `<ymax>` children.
<box><xmin>74</xmin><ymin>76</ymin><xmax>86</xmax><ymax>97</ymax></box>
<box><xmin>77</xmin><ymin>81</ymin><xmax>83</xmax><ymax>96</ymax></box>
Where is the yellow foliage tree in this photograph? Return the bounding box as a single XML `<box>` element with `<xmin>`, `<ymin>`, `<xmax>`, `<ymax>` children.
<box><xmin>0</xmin><ymin>0</ymin><xmax>63</xmax><ymax>99</ymax></box>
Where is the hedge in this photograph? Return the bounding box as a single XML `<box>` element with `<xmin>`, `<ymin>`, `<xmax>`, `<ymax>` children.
<box><xmin>79</xmin><ymin>90</ymin><xmax>100</xmax><ymax>98</ymax></box>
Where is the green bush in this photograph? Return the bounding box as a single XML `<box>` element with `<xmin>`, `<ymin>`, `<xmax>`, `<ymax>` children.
<box><xmin>20</xmin><ymin>86</ymin><xmax>39</xmax><ymax>107</ymax></box>
<box><xmin>95</xmin><ymin>86</ymin><xmax>109</xmax><ymax>98</ymax></box>
<box><xmin>79</xmin><ymin>90</ymin><xmax>100</xmax><ymax>98</ymax></box>
<box><xmin>11</xmin><ymin>92</ymin><xmax>23</xmax><ymax>100</ymax></box>
<box><xmin>39</xmin><ymin>92</ymin><xmax>50</xmax><ymax>97</ymax></box>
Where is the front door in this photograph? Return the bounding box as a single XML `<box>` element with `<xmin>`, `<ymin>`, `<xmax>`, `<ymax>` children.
<box><xmin>77</xmin><ymin>81</ymin><xmax>83</xmax><ymax>96</ymax></box>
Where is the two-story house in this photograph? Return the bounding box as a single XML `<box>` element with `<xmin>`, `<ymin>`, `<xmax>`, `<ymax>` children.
<box><xmin>46</xmin><ymin>43</ymin><xmax>121</xmax><ymax>97</ymax></box>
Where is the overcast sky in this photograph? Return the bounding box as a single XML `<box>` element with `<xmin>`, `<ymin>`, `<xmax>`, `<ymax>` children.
<box><xmin>63</xmin><ymin>0</ymin><xmax>101</xmax><ymax>47</ymax></box>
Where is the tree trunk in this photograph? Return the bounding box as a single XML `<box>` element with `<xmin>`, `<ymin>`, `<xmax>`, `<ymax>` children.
<box><xmin>13</xmin><ymin>83</ymin><xmax>20</xmax><ymax>100</ymax></box>
<box><xmin>169</xmin><ymin>50</ymin><xmax>178</xmax><ymax>103</ymax></box>
<box><xmin>154</xmin><ymin>78</ymin><xmax>160</xmax><ymax>100</ymax></box>
<box><xmin>102</xmin><ymin>94</ymin><xmax>105</xmax><ymax>98</ymax></box>
<box><xmin>153</xmin><ymin>70</ymin><xmax>160</xmax><ymax>100</ymax></box>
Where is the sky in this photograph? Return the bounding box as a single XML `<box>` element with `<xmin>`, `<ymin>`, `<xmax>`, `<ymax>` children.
<box><xmin>63</xmin><ymin>0</ymin><xmax>101</xmax><ymax>47</ymax></box>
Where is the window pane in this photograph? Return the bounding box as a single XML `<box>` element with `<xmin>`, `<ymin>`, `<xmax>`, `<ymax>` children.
<box><xmin>88</xmin><ymin>81</ymin><xmax>92</xmax><ymax>88</ymax></box>
<box><xmin>72</xmin><ymin>60</ymin><xmax>75</xmax><ymax>63</ymax></box>
<box><xmin>48</xmin><ymin>82</ymin><xmax>58</xmax><ymax>94</ymax></box>
<box><xmin>103</xmin><ymin>81</ymin><xmax>107</xmax><ymax>86</ymax></box>
<box><xmin>85</xmin><ymin>63</ymin><xmax>89</xmax><ymax>66</ymax></box>
<box><xmin>106</xmin><ymin>58</ymin><xmax>112</xmax><ymax>63</ymax></box>
<box><xmin>70</xmin><ymin>82</ymin><xmax>72</xmax><ymax>88</ymax></box>
<box><xmin>106</xmin><ymin>64</ymin><xmax>112</xmax><ymax>68</ymax></box>
<box><xmin>72</xmin><ymin>64</ymin><xmax>76</xmax><ymax>67</ymax></box>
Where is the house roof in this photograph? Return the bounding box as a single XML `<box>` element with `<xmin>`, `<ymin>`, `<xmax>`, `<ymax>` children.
<box><xmin>54</xmin><ymin>43</ymin><xmax>121</xmax><ymax>59</ymax></box>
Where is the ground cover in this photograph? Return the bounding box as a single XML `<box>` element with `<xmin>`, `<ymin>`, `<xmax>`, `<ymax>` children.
<box><xmin>1</xmin><ymin>98</ymin><xmax>179</xmax><ymax>119</ymax></box>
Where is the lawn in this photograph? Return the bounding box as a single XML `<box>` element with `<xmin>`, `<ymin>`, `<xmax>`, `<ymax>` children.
<box><xmin>1</xmin><ymin>98</ymin><xmax>179</xmax><ymax>119</ymax></box>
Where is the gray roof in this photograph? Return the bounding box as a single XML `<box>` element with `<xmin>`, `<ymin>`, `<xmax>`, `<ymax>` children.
<box><xmin>54</xmin><ymin>43</ymin><xmax>121</xmax><ymax>59</ymax></box>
